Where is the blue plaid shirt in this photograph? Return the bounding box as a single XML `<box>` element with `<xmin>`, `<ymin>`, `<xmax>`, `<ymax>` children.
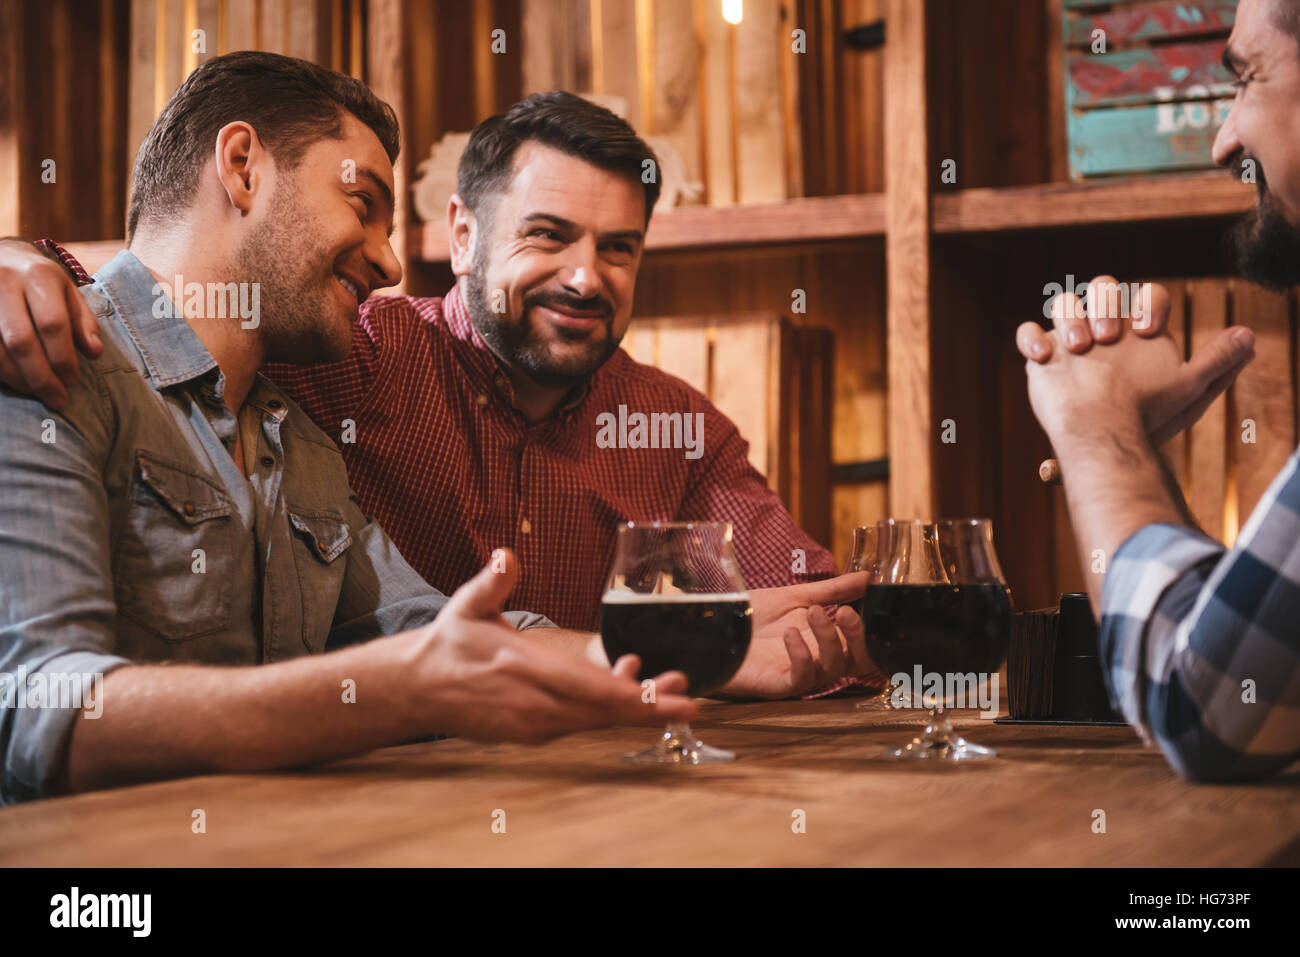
<box><xmin>1100</xmin><ymin>451</ymin><xmax>1300</xmax><ymax>782</ymax></box>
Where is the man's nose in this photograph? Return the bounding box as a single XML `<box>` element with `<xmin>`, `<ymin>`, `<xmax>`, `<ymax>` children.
<box><xmin>1211</xmin><ymin>106</ymin><xmax>1240</xmax><ymax>168</ymax></box>
<box><xmin>367</xmin><ymin>234</ymin><xmax>403</xmax><ymax>291</ymax></box>
<box><xmin>559</xmin><ymin>241</ymin><xmax>603</xmax><ymax>299</ymax></box>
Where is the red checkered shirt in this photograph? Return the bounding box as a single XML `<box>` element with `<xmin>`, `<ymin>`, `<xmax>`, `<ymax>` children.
<box><xmin>257</xmin><ymin>284</ymin><xmax>836</xmax><ymax>630</ymax></box>
<box><xmin>48</xmin><ymin>242</ymin><xmax>870</xmax><ymax>693</ymax></box>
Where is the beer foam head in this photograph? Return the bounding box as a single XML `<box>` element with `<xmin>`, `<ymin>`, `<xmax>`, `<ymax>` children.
<box><xmin>601</xmin><ymin>591</ymin><xmax>750</xmax><ymax>604</ymax></box>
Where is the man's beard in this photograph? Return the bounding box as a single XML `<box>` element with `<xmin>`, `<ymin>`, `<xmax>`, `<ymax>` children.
<box><xmin>462</xmin><ymin>239</ymin><xmax>621</xmax><ymax>389</ymax></box>
<box><xmin>1229</xmin><ymin>154</ymin><xmax>1300</xmax><ymax>292</ymax></box>
<box><xmin>234</xmin><ymin>181</ymin><xmax>353</xmax><ymax>365</ymax></box>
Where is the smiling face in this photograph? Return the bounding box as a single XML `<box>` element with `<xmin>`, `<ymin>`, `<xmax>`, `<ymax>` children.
<box><xmin>1212</xmin><ymin>0</ymin><xmax>1300</xmax><ymax>289</ymax></box>
<box><xmin>236</xmin><ymin>112</ymin><xmax>401</xmax><ymax>363</ymax></box>
<box><xmin>455</xmin><ymin>141</ymin><xmax>646</xmax><ymax>388</ymax></box>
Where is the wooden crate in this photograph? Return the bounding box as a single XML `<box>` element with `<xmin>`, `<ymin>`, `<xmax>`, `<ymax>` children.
<box><xmin>1062</xmin><ymin>0</ymin><xmax>1237</xmax><ymax>179</ymax></box>
<box><xmin>624</xmin><ymin>312</ymin><xmax>833</xmax><ymax>546</ymax></box>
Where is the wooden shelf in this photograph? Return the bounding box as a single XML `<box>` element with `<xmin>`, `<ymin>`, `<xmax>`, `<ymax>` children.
<box><xmin>932</xmin><ymin>171</ymin><xmax>1254</xmax><ymax>234</ymax></box>
<box><xmin>413</xmin><ymin>193</ymin><xmax>886</xmax><ymax>263</ymax></box>
<box><xmin>412</xmin><ymin>172</ymin><xmax>1250</xmax><ymax>262</ymax></box>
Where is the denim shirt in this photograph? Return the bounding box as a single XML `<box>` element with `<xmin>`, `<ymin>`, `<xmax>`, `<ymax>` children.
<box><xmin>0</xmin><ymin>251</ymin><xmax>550</xmax><ymax>804</ymax></box>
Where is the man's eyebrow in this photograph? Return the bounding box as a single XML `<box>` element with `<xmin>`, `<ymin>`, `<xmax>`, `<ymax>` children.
<box><xmin>601</xmin><ymin>228</ymin><xmax>645</xmax><ymax>244</ymax></box>
<box><xmin>521</xmin><ymin>212</ymin><xmax>577</xmax><ymax>231</ymax></box>
<box><xmin>354</xmin><ymin>168</ymin><xmax>396</xmax><ymax>235</ymax></box>
<box><xmin>1222</xmin><ymin>42</ymin><xmax>1247</xmax><ymax>76</ymax></box>
<box><xmin>520</xmin><ymin>212</ymin><xmax>644</xmax><ymax>243</ymax></box>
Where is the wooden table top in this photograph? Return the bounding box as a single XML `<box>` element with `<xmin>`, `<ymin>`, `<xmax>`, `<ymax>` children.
<box><xmin>3</xmin><ymin>699</ymin><xmax>1297</xmax><ymax>867</ymax></box>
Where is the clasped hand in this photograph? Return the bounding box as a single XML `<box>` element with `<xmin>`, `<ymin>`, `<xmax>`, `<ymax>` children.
<box><xmin>1016</xmin><ymin>276</ymin><xmax>1255</xmax><ymax>445</ymax></box>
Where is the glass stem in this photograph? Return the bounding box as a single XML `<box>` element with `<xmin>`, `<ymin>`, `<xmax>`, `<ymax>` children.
<box><xmin>665</xmin><ymin>721</ymin><xmax>693</xmax><ymax>743</ymax></box>
<box><xmin>926</xmin><ymin>706</ymin><xmax>954</xmax><ymax>746</ymax></box>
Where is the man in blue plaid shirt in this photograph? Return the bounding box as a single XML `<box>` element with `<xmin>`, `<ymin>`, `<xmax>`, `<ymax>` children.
<box><xmin>1017</xmin><ymin>0</ymin><xmax>1300</xmax><ymax>781</ymax></box>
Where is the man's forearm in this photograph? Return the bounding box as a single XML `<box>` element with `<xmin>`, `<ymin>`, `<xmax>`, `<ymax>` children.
<box><xmin>63</xmin><ymin>632</ymin><xmax>426</xmax><ymax>795</ymax></box>
<box><xmin>1052</xmin><ymin>412</ymin><xmax>1190</xmax><ymax>616</ymax></box>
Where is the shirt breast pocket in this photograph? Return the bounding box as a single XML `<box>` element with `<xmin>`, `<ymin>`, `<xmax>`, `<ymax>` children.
<box><xmin>286</xmin><ymin>507</ymin><xmax>353</xmax><ymax>653</ymax></box>
<box><xmin>115</xmin><ymin>451</ymin><xmax>235</xmax><ymax>643</ymax></box>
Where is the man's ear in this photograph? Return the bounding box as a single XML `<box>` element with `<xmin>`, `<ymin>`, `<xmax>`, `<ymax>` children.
<box><xmin>213</xmin><ymin>121</ymin><xmax>264</xmax><ymax>217</ymax></box>
<box><xmin>447</xmin><ymin>193</ymin><xmax>476</xmax><ymax>277</ymax></box>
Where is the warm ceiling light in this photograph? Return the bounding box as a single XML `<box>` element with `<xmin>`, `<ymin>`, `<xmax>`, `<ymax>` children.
<box><xmin>722</xmin><ymin>0</ymin><xmax>742</xmax><ymax>25</ymax></box>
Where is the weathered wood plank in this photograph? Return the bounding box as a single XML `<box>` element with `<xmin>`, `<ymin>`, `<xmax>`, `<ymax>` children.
<box><xmin>932</xmin><ymin>172</ymin><xmax>1251</xmax><ymax>234</ymax></box>
<box><xmin>883</xmin><ymin>0</ymin><xmax>931</xmax><ymax>519</ymax></box>
<box><xmin>1063</xmin><ymin>0</ymin><xmax>1235</xmax><ymax>48</ymax></box>
<box><xmin>224</xmin><ymin>0</ymin><xmax>257</xmax><ymax>52</ymax></box>
<box><xmin>1156</xmin><ymin>277</ymin><xmax>1190</xmax><ymax>492</ymax></box>
<box><xmin>127</xmin><ymin>0</ymin><xmax>157</xmax><ymax>195</ymax></box>
<box><xmin>1186</xmin><ymin>278</ymin><xmax>1229</xmax><ymax>539</ymax></box>
<box><xmin>1229</xmin><ymin>283</ymin><xmax>1295</xmax><ymax>530</ymax></box>
<box><xmin>1067</xmin><ymin>39</ymin><xmax>1234</xmax><ymax>110</ymax></box>
<box><xmin>651</xmin><ymin>0</ymin><xmax>702</xmax><ymax>195</ymax></box>
<box><xmin>734</xmin><ymin>0</ymin><xmax>786</xmax><ymax>204</ymax></box>
<box><xmin>701</xmin><ymin>0</ymin><xmax>734</xmax><ymax>204</ymax></box>
<box><xmin>711</xmin><ymin>317</ymin><xmax>775</xmax><ymax>478</ymax></box>
<box><xmin>1069</xmin><ymin>98</ymin><xmax>1232</xmax><ymax>177</ymax></box>
<box><xmin>653</xmin><ymin>323</ymin><xmax>711</xmax><ymax>395</ymax></box>
<box><xmin>366</xmin><ymin>0</ymin><xmax>409</xmax><ymax>294</ymax></box>
<box><xmin>0</xmin><ymin>0</ymin><xmax>25</xmax><ymax>237</ymax></box>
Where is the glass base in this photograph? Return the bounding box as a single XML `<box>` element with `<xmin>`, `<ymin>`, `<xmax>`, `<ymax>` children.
<box><xmin>883</xmin><ymin>708</ymin><xmax>997</xmax><ymax>761</ymax></box>
<box><xmin>624</xmin><ymin>723</ymin><xmax>735</xmax><ymax>764</ymax></box>
<box><xmin>855</xmin><ymin>688</ymin><xmax>898</xmax><ymax>710</ymax></box>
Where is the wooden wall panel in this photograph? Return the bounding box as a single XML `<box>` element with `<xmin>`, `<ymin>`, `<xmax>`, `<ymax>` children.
<box><xmin>651</xmin><ymin>0</ymin><xmax>702</xmax><ymax>197</ymax></box>
<box><xmin>599</xmin><ymin>0</ymin><xmax>641</xmax><ymax>128</ymax></box>
<box><xmin>1229</xmin><ymin>283</ymin><xmax>1296</xmax><ymax>533</ymax></box>
<box><xmin>926</xmin><ymin>0</ymin><xmax>1052</xmax><ymax>189</ymax></box>
<box><xmin>521</xmin><ymin>0</ymin><xmax>591</xmax><ymax>96</ymax></box>
<box><xmin>633</xmin><ymin>242</ymin><xmax>886</xmax><ymax>558</ymax></box>
<box><xmin>0</xmin><ymin>0</ymin><xmax>24</xmax><ymax>237</ymax></box>
<box><xmin>841</xmin><ymin>0</ymin><xmax>883</xmax><ymax>194</ymax></box>
<box><xmin>224</xmin><ymin>0</ymin><xmax>257</xmax><ymax>52</ymax></box>
<box><xmin>653</xmin><ymin>324</ymin><xmax>710</xmax><ymax>394</ymax></box>
<box><xmin>624</xmin><ymin>311</ymin><xmax>832</xmax><ymax>546</ymax></box>
<box><xmin>1158</xmin><ymin>278</ymin><xmax>1190</xmax><ymax>491</ymax></box>
<box><xmin>734</xmin><ymin>0</ymin><xmax>786</xmax><ymax>204</ymax></box>
<box><xmin>7</xmin><ymin>0</ymin><xmax>129</xmax><ymax>241</ymax></box>
<box><xmin>1186</xmin><ymin>278</ymin><xmax>1229</xmax><ymax>539</ymax></box>
<box><xmin>884</xmin><ymin>0</ymin><xmax>932</xmax><ymax>520</ymax></box>
<box><xmin>700</xmin><ymin>0</ymin><xmax>736</xmax><ymax>205</ymax></box>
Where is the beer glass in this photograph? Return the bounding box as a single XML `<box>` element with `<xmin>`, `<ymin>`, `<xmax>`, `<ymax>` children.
<box><xmin>600</xmin><ymin>521</ymin><xmax>753</xmax><ymax>764</ymax></box>
<box><xmin>859</xmin><ymin>518</ymin><xmax>1011</xmax><ymax>760</ymax></box>
<box><xmin>847</xmin><ymin>523</ymin><xmax>895</xmax><ymax>711</ymax></box>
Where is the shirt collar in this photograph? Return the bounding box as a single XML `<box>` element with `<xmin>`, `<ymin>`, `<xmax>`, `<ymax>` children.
<box><xmin>93</xmin><ymin>250</ymin><xmax>220</xmax><ymax>391</ymax></box>
<box><xmin>441</xmin><ymin>282</ymin><xmax>595</xmax><ymax>420</ymax></box>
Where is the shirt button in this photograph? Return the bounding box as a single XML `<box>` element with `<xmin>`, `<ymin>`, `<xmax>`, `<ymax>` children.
<box><xmin>476</xmin><ymin>394</ymin><xmax>488</xmax><ymax>406</ymax></box>
<box><xmin>260</xmin><ymin>455</ymin><xmax>275</xmax><ymax>468</ymax></box>
<box><xmin>183</xmin><ymin>501</ymin><xmax>196</xmax><ymax>517</ymax></box>
<box><xmin>520</xmin><ymin>518</ymin><xmax>531</xmax><ymax>534</ymax></box>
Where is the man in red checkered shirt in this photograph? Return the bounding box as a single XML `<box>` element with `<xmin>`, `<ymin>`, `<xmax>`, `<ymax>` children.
<box><xmin>2</xmin><ymin>90</ymin><xmax>878</xmax><ymax>696</ymax></box>
<box><xmin>262</xmin><ymin>92</ymin><xmax>839</xmax><ymax>632</ymax></box>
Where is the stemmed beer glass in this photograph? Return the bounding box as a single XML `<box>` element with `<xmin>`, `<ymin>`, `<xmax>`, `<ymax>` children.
<box><xmin>847</xmin><ymin>523</ymin><xmax>894</xmax><ymax>711</ymax></box>
<box><xmin>600</xmin><ymin>521</ymin><xmax>753</xmax><ymax>764</ymax></box>
<box><xmin>858</xmin><ymin>518</ymin><xmax>1012</xmax><ymax>760</ymax></box>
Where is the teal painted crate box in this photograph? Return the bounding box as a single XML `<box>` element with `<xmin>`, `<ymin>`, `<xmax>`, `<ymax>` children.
<box><xmin>1064</xmin><ymin>0</ymin><xmax>1237</xmax><ymax>179</ymax></box>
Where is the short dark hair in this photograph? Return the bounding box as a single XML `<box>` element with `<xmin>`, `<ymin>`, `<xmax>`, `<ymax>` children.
<box><xmin>1271</xmin><ymin>0</ymin><xmax>1300</xmax><ymax>49</ymax></box>
<box><xmin>127</xmin><ymin>51</ymin><xmax>399</xmax><ymax>240</ymax></box>
<box><xmin>457</xmin><ymin>91</ymin><xmax>661</xmax><ymax>227</ymax></box>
